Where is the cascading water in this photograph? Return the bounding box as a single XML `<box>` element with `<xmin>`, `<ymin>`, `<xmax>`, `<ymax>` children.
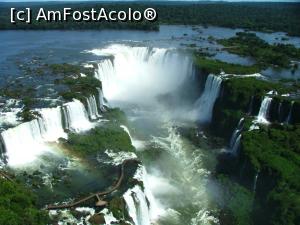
<box><xmin>0</xmin><ymin>106</ymin><xmax>69</xmax><ymax>166</ymax></box>
<box><xmin>89</xmin><ymin>45</ymin><xmax>218</xmax><ymax>224</ymax></box>
<box><xmin>151</xmin><ymin>125</ymin><xmax>219</xmax><ymax>224</ymax></box>
<box><xmin>91</xmin><ymin>45</ymin><xmax>193</xmax><ymax>104</ymax></box>
<box><xmin>247</xmin><ymin>96</ymin><xmax>254</xmax><ymax>115</ymax></box>
<box><xmin>256</xmin><ymin>96</ymin><xmax>272</xmax><ymax>124</ymax></box>
<box><xmin>124</xmin><ymin>185</ymin><xmax>151</xmax><ymax>225</ymax></box>
<box><xmin>285</xmin><ymin>101</ymin><xmax>294</xmax><ymax>124</ymax></box>
<box><xmin>62</xmin><ymin>99</ymin><xmax>92</xmax><ymax>132</ymax></box>
<box><xmin>97</xmin><ymin>87</ymin><xmax>107</xmax><ymax>111</ymax></box>
<box><xmin>0</xmin><ymin>97</ymin><xmax>100</xmax><ymax>166</ymax></box>
<box><xmin>38</xmin><ymin>107</ymin><xmax>67</xmax><ymax>142</ymax></box>
<box><xmin>86</xmin><ymin>95</ymin><xmax>100</xmax><ymax>120</ymax></box>
<box><xmin>194</xmin><ymin>74</ymin><xmax>222</xmax><ymax>124</ymax></box>
<box><xmin>1</xmin><ymin>119</ymin><xmax>51</xmax><ymax>166</ymax></box>
<box><xmin>120</xmin><ymin>125</ymin><xmax>145</xmax><ymax>150</ymax></box>
<box><xmin>253</xmin><ymin>172</ymin><xmax>259</xmax><ymax>193</ymax></box>
<box><xmin>278</xmin><ymin>102</ymin><xmax>282</xmax><ymax>122</ymax></box>
<box><xmin>124</xmin><ymin>165</ymin><xmax>164</xmax><ymax>225</ymax></box>
<box><xmin>229</xmin><ymin>118</ymin><xmax>244</xmax><ymax>152</ymax></box>
<box><xmin>0</xmin><ymin>135</ymin><xmax>7</xmax><ymax>166</ymax></box>
<box><xmin>95</xmin><ymin>59</ymin><xmax>116</xmax><ymax>101</ymax></box>
<box><xmin>232</xmin><ymin>134</ymin><xmax>242</xmax><ymax>155</ymax></box>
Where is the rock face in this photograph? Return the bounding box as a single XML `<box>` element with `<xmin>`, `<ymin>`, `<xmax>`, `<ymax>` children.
<box><xmin>210</xmin><ymin>77</ymin><xmax>299</xmax><ymax>140</ymax></box>
<box><xmin>88</xmin><ymin>214</ymin><xmax>106</xmax><ymax>225</ymax></box>
<box><xmin>108</xmin><ymin>197</ymin><xmax>127</xmax><ymax>221</ymax></box>
<box><xmin>202</xmin><ymin>72</ymin><xmax>300</xmax><ymax>225</ymax></box>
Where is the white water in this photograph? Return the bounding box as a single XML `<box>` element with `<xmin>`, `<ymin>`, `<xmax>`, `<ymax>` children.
<box><xmin>0</xmin><ymin>106</ymin><xmax>68</xmax><ymax>166</ymax></box>
<box><xmin>89</xmin><ymin>45</ymin><xmax>218</xmax><ymax>224</ymax></box>
<box><xmin>62</xmin><ymin>99</ymin><xmax>93</xmax><ymax>132</ymax></box>
<box><xmin>97</xmin><ymin>87</ymin><xmax>107</xmax><ymax>111</ymax></box>
<box><xmin>0</xmin><ymin>98</ymin><xmax>97</xmax><ymax>166</ymax></box>
<box><xmin>38</xmin><ymin>107</ymin><xmax>67</xmax><ymax>142</ymax></box>
<box><xmin>232</xmin><ymin>134</ymin><xmax>242</xmax><ymax>155</ymax></box>
<box><xmin>256</xmin><ymin>96</ymin><xmax>272</xmax><ymax>124</ymax></box>
<box><xmin>278</xmin><ymin>102</ymin><xmax>282</xmax><ymax>122</ymax></box>
<box><xmin>101</xmin><ymin>149</ymin><xmax>137</xmax><ymax>166</ymax></box>
<box><xmin>1</xmin><ymin>119</ymin><xmax>52</xmax><ymax>166</ymax></box>
<box><xmin>124</xmin><ymin>185</ymin><xmax>151</xmax><ymax>225</ymax></box>
<box><xmin>285</xmin><ymin>101</ymin><xmax>294</xmax><ymax>124</ymax></box>
<box><xmin>120</xmin><ymin>125</ymin><xmax>145</xmax><ymax>150</ymax></box>
<box><xmin>86</xmin><ymin>95</ymin><xmax>100</xmax><ymax>120</ymax></box>
<box><xmin>248</xmin><ymin>96</ymin><xmax>254</xmax><ymax>115</ymax></box>
<box><xmin>151</xmin><ymin>124</ymin><xmax>219</xmax><ymax>225</ymax></box>
<box><xmin>253</xmin><ymin>172</ymin><xmax>259</xmax><ymax>193</ymax></box>
<box><xmin>229</xmin><ymin>118</ymin><xmax>244</xmax><ymax>153</ymax></box>
<box><xmin>194</xmin><ymin>74</ymin><xmax>222</xmax><ymax>124</ymax></box>
<box><xmin>133</xmin><ymin>165</ymin><xmax>165</xmax><ymax>220</ymax></box>
<box><xmin>91</xmin><ymin>45</ymin><xmax>193</xmax><ymax>104</ymax></box>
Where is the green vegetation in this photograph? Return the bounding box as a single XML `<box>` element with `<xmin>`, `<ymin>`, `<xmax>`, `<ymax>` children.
<box><xmin>0</xmin><ymin>86</ymin><xmax>39</xmax><ymax>122</ymax></box>
<box><xmin>0</xmin><ymin>2</ymin><xmax>299</xmax><ymax>35</ymax></box>
<box><xmin>210</xmin><ymin>75</ymin><xmax>300</xmax><ymax>225</ymax></box>
<box><xmin>58</xmin><ymin>76</ymin><xmax>101</xmax><ymax>101</ymax></box>
<box><xmin>195</xmin><ymin>32</ymin><xmax>300</xmax><ymax>75</ymax></box>
<box><xmin>224</xmin><ymin>77</ymin><xmax>295</xmax><ymax>102</ymax></box>
<box><xmin>63</xmin><ymin>123</ymin><xmax>134</xmax><ymax>157</ymax></box>
<box><xmin>103</xmin><ymin>108</ymin><xmax>128</xmax><ymax>126</ymax></box>
<box><xmin>61</xmin><ymin>107</ymin><xmax>133</xmax><ymax>157</ymax></box>
<box><xmin>0</xmin><ymin>179</ymin><xmax>49</xmax><ymax>225</ymax></box>
<box><xmin>212</xmin><ymin>77</ymin><xmax>296</xmax><ymax>138</ymax></box>
<box><xmin>194</xmin><ymin>55</ymin><xmax>259</xmax><ymax>75</ymax></box>
<box><xmin>49</xmin><ymin>63</ymin><xmax>91</xmax><ymax>76</ymax></box>
<box><xmin>17</xmin><ymin>97</ymin><xmax>40</xmax><ymax>122</ymax></box>
<box><xmin>51</xmin><ymin>63</ymin><xmax>102</xmax><ymax>101</ymax></box>
<box><xmin>217</xmin><ymin>176</ymin><xmax>254</xmax><ymax>225</ymax></box>
<box><xmin>108</xmin><ymin>197</ymin><xmax>128</xmax><ymax>221</ymax></box>
<box><xmin>218</xmin><ymin>32</ymin><xmax>300</xmax><ymax>69</ymax></box>
<box><xmin>240</xmin><ymin>125</ymin><xmax>300</xmax><ymax>225</ymax></box>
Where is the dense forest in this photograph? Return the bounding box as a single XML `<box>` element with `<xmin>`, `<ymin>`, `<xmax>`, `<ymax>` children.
<box><xmin>0</xmin><ymin>2</ymin><xmax>299</xmax><ymax>35</ymax></box>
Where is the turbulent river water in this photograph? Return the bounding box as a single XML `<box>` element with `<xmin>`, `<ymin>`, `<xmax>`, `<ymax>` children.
<box><xmin>90</xmin><ymin>44</ymin><xmax>222</xmax><ymax>225</ymax></box>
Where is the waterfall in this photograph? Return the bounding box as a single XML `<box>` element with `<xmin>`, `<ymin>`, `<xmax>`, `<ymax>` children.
<box><xmin>194</xmin><ymin>74</ymin><xmax>222</xmax><ymax>124</ymax></box>
<box><xmin>0</xmin><ymin>106</ymin><xmax>68</xmax><ymax>166</ymax></box>
<box><xmin>86</xmin><ymin>95</ymin><xmax>100</xmax><ymax>120</ymax></box>
<box><xmin>232</xmin><ymin>134</ymin><xmax>242</xmax><ymax>155</ymax></box>
<box><xmin>124</xmin><ymin>185</ymin><xmax>151</xmax><ymax>225</ymax></box>
<box><xmin>0</xmin><ymin>95</ymin><xmax>102</xmax><ymax>166</ymax></box>
<box><xmin>229</xmin><ymin>118</ymin><xmax>244</xmax><ymax>150</ymax></box>
<box><xmin>91</xmin><ymin>45</ymin><xmax>192</xmax><ymax>104</ymax></box>
<box><xmin>95</xmin><ymin>59</ymin><xmax>116</xmax><ymax>101</ymax></box>
<box><xmin>97</xmin><ymin>87</ymin><xmax>107</xmax><ymax>111</ymax></box>
<box><xmin>1</xmin><ymin>119</ymin><xmax>50</xmax><ymax>166</ymax></box>
<box><xmin>229</xmin><ymin>129</ymin><xmax>241</xmax><ymax>148</ymax></box>
<box><xmin>285</xmin><ymin>102</ymin><xmax>294</xmax><ymax>124</ymax></box>
<box><xmin>38</xmin><ymin>107</ymin><xmax>67</xmax><ymax>142</ymax></box>
<box><xmin>278</xmin><ymin>102</ymin><xmax>282</xmax><ymax>122</ymax></box>
<box><xmin>120</xmin><ymin>125</ymin><xmax>133</xmax><ymax>140</ymax></box>
<box><xmin>256</xmin><ymin>96</ymin><xmax>272</xmax><ymax>124</ymax></box>
<box><xmin>62</xmin><ymin>99</ymin><xmax>92</xmax><ymax>133</ymax></box>
<box><xmin>253</xmin><ymin>172</ymin><xmax>259</xmax><ymax>193</ymax></box>
<box><xmin>247</xmin><ymin>96</ymin><xmax>254</xmax><ymax>115</ymax></box>
<box><xmin>0</xmin><ymin>135</ymin><xmax>7</xmax><ymax>166</ymax></box>
<box><xmin>123</xmin><ymin>165</ymin><xmax>164</xmax><ymax>225</ymax></box>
